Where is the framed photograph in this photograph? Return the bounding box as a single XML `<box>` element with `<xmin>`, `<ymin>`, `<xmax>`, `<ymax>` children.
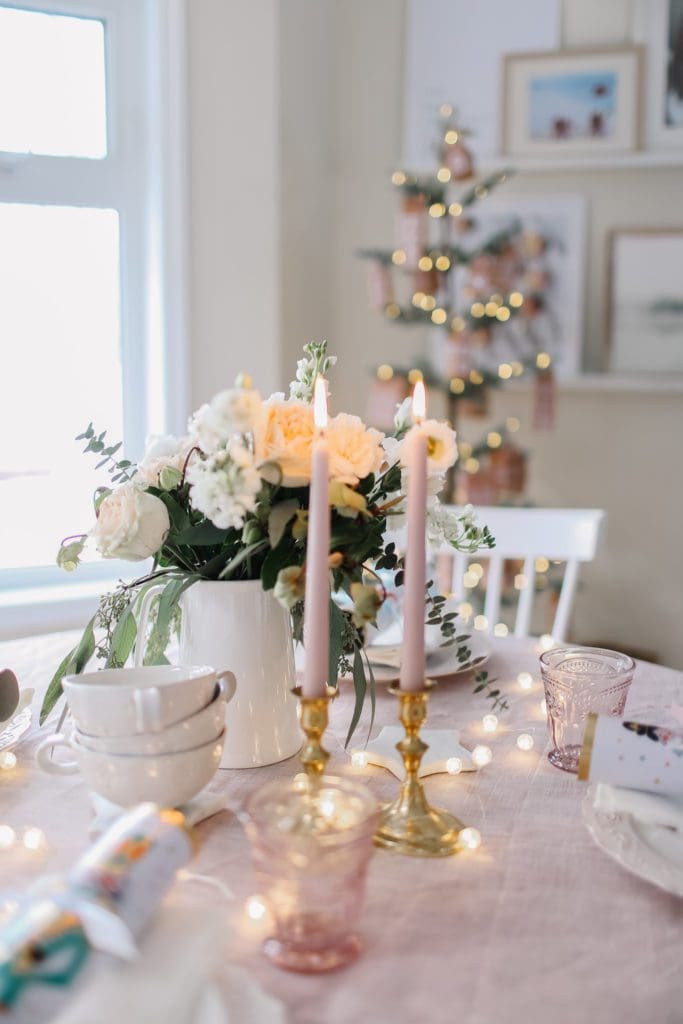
<box><xmin>607</xmin><ymin>229</ymin><xmax>683</xmax><ymax>373</ymax></box>
<box><xmin>502</xmin><ymin>48</ymin><xmax>643</xmax><ymax>158</ymax></box>
<box><xmin>634</xmin><ymin>0</ymin><xmax>683</xmax><ymax>149</ymax></box>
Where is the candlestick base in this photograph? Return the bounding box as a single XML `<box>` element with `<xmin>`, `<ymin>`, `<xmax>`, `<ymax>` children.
<box><xmin>374</xmin><ymin>682</ymin><xmax>465</xmax><ymax>857</ymax></box>
<box><xmin>292</xmin><ymin>686</ymin><xmax>337</xmax><ymax>780</ymax></box>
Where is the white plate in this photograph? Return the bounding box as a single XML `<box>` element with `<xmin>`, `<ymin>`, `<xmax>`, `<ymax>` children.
<box><xmin>582</xmin><ymin>789</ymin><xmax>683</xmax><ymax>898</ymax></box>
<box><xmin>294</xmin><ymin>630</ymin><xmax>491</xmax><ymax>685</ymax></box>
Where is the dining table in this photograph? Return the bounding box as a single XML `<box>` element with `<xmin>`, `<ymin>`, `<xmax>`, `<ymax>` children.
<box><xmin>1</xmin><ymin>629</ymin><xmax>682</xmax><ymax>1024</ymax></box>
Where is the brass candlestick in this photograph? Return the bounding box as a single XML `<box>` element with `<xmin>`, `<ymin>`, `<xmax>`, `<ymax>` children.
<box><xmin>374</xmin><ymin>681</ymin><xmax>464</xmax><ymax>857</ymax></box>
<box><xmin>292</xmin><ymin>685</ymin><xmax>337</xmax><ymax>779</ymax></box>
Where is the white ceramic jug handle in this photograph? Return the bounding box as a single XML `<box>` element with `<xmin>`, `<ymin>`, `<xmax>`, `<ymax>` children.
<box><xmin>133</xmin><ymin>687</ymin><xmax>163</xmax><ymax>733</ymax></box>
<box><xmin>216</xmin><ymin>670</ymin><xmax>237</xmax><ymax>704</ymax></box>
<box><xmin>35</xmin><ymin>733</ymin><xmax>79</xmax><ymax>775</ymax></box>
<box><xmin>133</xmin><ymin>584</ymin><xmax>166</xmax><ymax>668</ymax></box>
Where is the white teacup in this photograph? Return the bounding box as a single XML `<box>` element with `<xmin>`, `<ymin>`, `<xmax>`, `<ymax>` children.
<box><xmin>75</xmin><ymin>680</ymin><xmax>229</xmax><ymax>756</ymax></box>
<box><xmin>63</xmin><ymin>665</ymin><xmax>235</xmax><ymax>737</ymax></box>
<box><xmin>35</xmin><ymin>729</ymin><xmax>225</xmax><ymax>807</ymax></box>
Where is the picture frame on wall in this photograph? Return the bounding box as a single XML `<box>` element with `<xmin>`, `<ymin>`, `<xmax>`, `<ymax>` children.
<box><xmin>607</xmin><ymin>228</ymin><xmax>683</xmax><ymax>374</ymax></box>
<box><xmin>501</xmin><ymin>48</ymin><xmax>643</xmax><ymax>159</ymax></box>
<box><xmin>634</xmin><ymin>0</ymin><xmax>683</xmax><ymax>149</ymax></box>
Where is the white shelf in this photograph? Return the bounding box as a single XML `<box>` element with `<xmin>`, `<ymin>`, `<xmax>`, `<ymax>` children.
<box><xmin>510</xmin><ymin>373</ymin><xmax>683</xmax><ymax>394</ymax></box>
<box><xmin>479</xmin><ymin>150</ymin><xmax>683</xmax><ymax>174</ymax></box>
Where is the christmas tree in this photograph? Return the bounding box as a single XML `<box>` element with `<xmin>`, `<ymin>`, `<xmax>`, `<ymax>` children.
<box><xmin>358</xmin><ymin>104</ymin><xmax>556</xmax><ymax>509</ymax></box>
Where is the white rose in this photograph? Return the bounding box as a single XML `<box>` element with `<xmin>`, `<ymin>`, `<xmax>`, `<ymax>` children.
<box><xmin>326</xmin><ymin>413</ymin><xmax>385</xmax><ymax>485</ymax></box>
<box><xmin>189</xmin><ymin>388</ymin><xmax>262</xmax><ymax>453</ymax></box>
<box><xmin>136</xmin><ymin>434</ymin><xmax>193</xmax><ymax>487</ymax></box>
<box><xmin>91</xmin><ymin>483</ymin><xmax>170</xmax><ymax>561</ymax></box>
<box><xmin>394</xmin><ymin>419</ymin><xmax>457</xmax><ymax>476</ymax></box>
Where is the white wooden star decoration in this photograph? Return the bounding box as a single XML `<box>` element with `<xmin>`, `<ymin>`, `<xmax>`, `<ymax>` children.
<box><xmin>356</xmin><ymin>727</ymin><xmax>475</xmax><ymax>779</ymax></box>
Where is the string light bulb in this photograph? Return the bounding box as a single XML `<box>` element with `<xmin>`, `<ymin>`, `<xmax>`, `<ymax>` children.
<box><xmin>391</xmin><ymin>249</ymin><xmax>407</xmax><ymax>266</ymax></box>
<box><xmin>444</xmin><ymin>129</ymin><xmax>459</xmax><ymax>144</ymax></box>
<box><xmin>517</xmin><ymin>733</ymin><xmax>534</xmax><ymax>752</ymax></box>
<box><xmin>0</xmin><ymin>825</ymin><xmax>16</xmax><ymax>850</ymax></box>
<box><xmin>418</xmin><ymin>255</ymin><xmax>433</xmax><ymax>271</ymax></box>
<box><xmin>391</xmin><ymin>170</ymin><xmax>407</xmax><ymax>185</ymax></box>
<box><xmin>385</xmin><ymin>302</ymin><xmax>401</xmax><ymax>319</ymax></box>
<box><xmin>536</xmin><ymin>352</ymin><xmax>552</xmax><ymax>370</ymax></box>
<box><xmin>493</xmin><ymin>623</ymin><xmax>508</xmax><ymax>637</ymax></box>
<box><xmin>473</xmin><ymin>615</ymin><xmax>488</xmax><ymax>632</ymax></box>
<box><xmin>0</xmin><ymin>751</ymin><xmax>17</xmax><ymax>770</ymax></box>
<box><xmin>464</xmin><ymin>457</ymin><xmax>480</xmax><ymax>474</ymax></box>
<box><xmin>471</xmin><ymin>745</ymin><xmax>493</xmax><ymax>767</ymax></box>
<box><xmin>246</xmin><ymin>895</ymin><xmax>267</xmax><ymax>921</ymax></box>
<box><xmin>487</xmin><ymin>431</ymin><xmax>502</xmax><ymax>448</ymax></box>
<box><xmin>437</xmin><ymin>166</ymin><xmax>452</xmax><ymax>182</ymax></box>
<box><xmin>498</xmin><ymin>363</ymin><xmax>513</xmax><ymax>379</ymax></box>
<box><xmin>377</xmin><ymin>364</ymin><xmax>394</xmax><ymax>381</ymax></box>
<box><xmin>351</xmin><ymin>750</ymin><xmax>369</xmax><ymax>768</ymax></box>
<box><xmin>459</xmin><ymin>827</ymin><xmax>481</xmax><ymax>850</ymax></box>
<box><xmin>496</xmin><ymin>306</ymin><xmax>511</xmax><ymax>322</ymax></box>
<box><xmin>449</xmin><ymin>202</ymin><xmax>463</xmax><ymax>217</ymax></box>
<box><xmin>431</xmin><ymin>308</ymin><xmax>447</xmax><ymax>325</ymax></box>
<box><xmin>463</xmin><ymin>570</ymin><xmax>479</xmax><ymax>589</ymax></box>
<box><xmin>469</xmin><ymin>562</ymin><xmax>484</xmax><ymax>579</ymax></box>
<box><xmin>22</xmin><ymin>827</ymin><xmax>47</xmax><ymax>852</ymax></box>
<box><xmin>429</xmin><ymin>203</ymin><xmax>446</xmax><ymax>218</ymax></box>
<box><xmin>470</xmin><ymin>302</ymin><xmax>485</xmax><ymax>318</ymax></box>
<box><xmin>446</xmin><ymin>757</ymin><xmax>463</xmax><ymax>775</ymax></box>
<box><xmin>458</xmin><ymin>601</ymin><xmax>473</xmax><ymax>621</ymax></box>
<box><xmin>509</xmin><ymin>291</ymin><xmax>524</xmax><ymax>307</ymax></box>
<box><xmin>482</xmin><ymin>714</ymin><xmax>498</xmax><ymax>734</ymax></box>
<box><xmin>449</xmin><ymin>377</ymin><xmax>465</xmax><ymax>394</ymax></box>
<box><xmin>517</xmin><ymin>672</ymin><xmax>533</xmax><ymax>691</ymax></box>
<box><xmin>435</xmin><ymin>255</ymin><xmax>451</xmax><ymax>271</ymax></box>
<box><xmin>506</xmin><ymin>416</ymin><xmax>520</xmax><ymax>432</ymax></box>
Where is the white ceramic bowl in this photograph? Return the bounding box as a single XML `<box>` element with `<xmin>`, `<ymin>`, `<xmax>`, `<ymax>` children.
<box><xmin>75</xmin><ymin>682</ymin><xmax>227</xmax><ymax>756</ymax></box>
<box><xmin>36</xmin><ymin>729</ymin><xmax>225</xmax><ymax>807</ymax></box>
<box><xmin>63</xmin><ymin>665</ymin><xmax>230</xmax><ymax>737</ymax></box>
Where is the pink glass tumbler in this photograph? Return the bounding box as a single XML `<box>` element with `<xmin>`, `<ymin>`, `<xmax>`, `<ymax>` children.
<box><xmin>540</xmin><ymin>646</ymin><xmax>635</xmax><ymax>772</ymax></box>
<box><xmin>241</xmin><ymin>775</ymin><xmax>378</xmax><ymax>972</ymax></box>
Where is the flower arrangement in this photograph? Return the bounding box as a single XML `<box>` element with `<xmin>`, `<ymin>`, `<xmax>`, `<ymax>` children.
<box><xmin>43</xmin><ymin>342</ymin><xmax>500</xmax><ymax>736</ymax></box>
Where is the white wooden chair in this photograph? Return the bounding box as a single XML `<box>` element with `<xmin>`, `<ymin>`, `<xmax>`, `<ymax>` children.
<box><xmin>437</xmin><ymin>506</ymin><xmax>606</xmax><ymax>642</ymax></box>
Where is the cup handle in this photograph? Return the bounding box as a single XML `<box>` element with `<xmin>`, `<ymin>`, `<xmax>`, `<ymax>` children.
<box><xmin>35</xmin><ymin>733</ymin><xmax>80</xmax><ymax>775</ymax></box>
<box><xmin>133</xmin><ymin>584</ymin><xmax>166</xmax><ymax>668</ymax></box>
<box><xmin>216</xmin><ymin>670</ymin><xmax>237</xmax><ymax>704</ymax></box>
<box><xmin>133</xmin><ymin>687</ymin><xmax>163</xmax><ymax>733</ymax></box>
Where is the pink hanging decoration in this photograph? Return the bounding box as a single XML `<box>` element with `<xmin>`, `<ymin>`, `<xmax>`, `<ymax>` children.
<box><xmin>367</xmin><ymin>260</ymin><xmax>392</xmax><ymax>311</ymax></box>
<box><xmin>533</xmin><ymin>369</ymin><xmax>556</xmax><ymax>430</ymax></box>
<box><xmin>396</xmin><ymin>195</ymin><xmax>426</xmax><ymax>269</ymax></box>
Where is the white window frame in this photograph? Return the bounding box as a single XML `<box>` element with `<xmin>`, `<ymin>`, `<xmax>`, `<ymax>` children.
<box><xmin>0</xmin><ymin>0</ymin><xmax>189</xmax><ymax>638</ymax></box>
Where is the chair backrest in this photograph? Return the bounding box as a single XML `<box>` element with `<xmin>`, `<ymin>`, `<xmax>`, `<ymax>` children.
<box><xmin>438</xmin><ymin>506</ymin><xmax>606</xmax><ymax>642</ymax></box>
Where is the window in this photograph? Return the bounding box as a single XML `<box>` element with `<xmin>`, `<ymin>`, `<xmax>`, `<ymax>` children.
<box><xmin>0</xmin><ymin>0</ymin><xmax>188</xmax><ymax>634</ymax></box>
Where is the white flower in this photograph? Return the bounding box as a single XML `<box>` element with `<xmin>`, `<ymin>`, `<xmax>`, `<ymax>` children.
<box><xmin>394</xmin><ymin>420</ymin><xmax>457</xmax><ymax>476</ymax></box>
<box><xmin>136</xmin><ymin>434</ymin><xmax>192</xmax><ymax>488</ymax></box>
<box><xmin>187</xmin><ymin>441</ymin><xmax>262</xmax><ymax>531</ymax></box>
<box><xmin>327</xmin><ymin>413</ymin><xmax>384</xmax><ymax>485</ymax></box>
<box><xmin>393</xmin><ymin>396</ymin><xmax>413</xmax><ymax>433</ymax></box>
<box><xmin>91</xmin><ymin>483</ymin><xmax>170</xmax><ymax>561</ymax></box>
<box><xmin>189</xmin><ymin>388</ymin><xmax>262</xmax><ymax>453</ymax></box>
<box><xmin>427</xmin><ymin>504</ymin><xmax>489</xmax><ymax>553</ymax></box>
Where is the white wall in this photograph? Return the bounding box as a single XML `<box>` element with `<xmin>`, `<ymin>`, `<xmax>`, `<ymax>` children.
<box><xmin>187</xmin><ymin>0</ymin><xmax>282</xmax><ymax>407</ymax></box>
<box><xmin>186</xmin><ymin>0</ymin><xmax>683</xmax><ymax>667</ymax></box>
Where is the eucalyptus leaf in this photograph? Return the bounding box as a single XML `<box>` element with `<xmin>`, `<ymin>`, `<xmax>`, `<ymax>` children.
<box><xmin>345</xmin><ymin>647</ymin><xmax>367</xmax><ymax>748</ymax></box>
<box><xmin>267</xmin><ymin>500</ymin><xmax>299</xmax><ymax>549</ymax></box>
<box><xmin>328</xmin><ymin>598</ymin><xmax>346</xmax><ymax>689</ymax></box>
<box><xmin>105</xmin><ymin>605</ymin><xmax>137</xmax><ymax>668</ymax></box>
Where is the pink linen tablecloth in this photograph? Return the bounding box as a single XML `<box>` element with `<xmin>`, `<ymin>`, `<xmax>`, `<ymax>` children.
<box><xmin>1</xmin><ymin>631</ymin><xmax>682</xmax><ymax>1024</ymax></box>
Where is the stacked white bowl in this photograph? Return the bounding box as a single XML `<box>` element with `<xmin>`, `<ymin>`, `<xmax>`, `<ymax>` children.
<box><xmin>36</xmin><ymin>666</ymin><xmax>235</xmax><ymax>807</ymax></box>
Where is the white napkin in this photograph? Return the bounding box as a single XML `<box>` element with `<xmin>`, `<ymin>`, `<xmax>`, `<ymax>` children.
<box><xmin>357</xmin><ymin>726</ymin><xmax>475</xmax><ymax>778</ymax></box>
<box><xmin>594</xmin><ymin>783</ymin><xmax>683</xmax><ymax>832</ymax></box>
<box><xmin>50</xmin><ymin>904</ymin><xmax>284</xmax><ymax>1024</ymax></box>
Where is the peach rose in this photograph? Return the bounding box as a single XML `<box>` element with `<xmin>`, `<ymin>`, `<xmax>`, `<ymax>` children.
<box><xmin>327</xmin><ymin>413</ymin><xmax>384</xmax><ymax>485</ymax></box>
<box><xmin>254</xmin><ymin>399</ymin><xmax>315</xmax><ymax>487</ymax></box>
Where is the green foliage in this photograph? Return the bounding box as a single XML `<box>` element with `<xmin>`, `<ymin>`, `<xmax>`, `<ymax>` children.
<box><xmin>76</xmin><ymin>423</ymin><xmax>134</xmax><ymax>483</ymax></box>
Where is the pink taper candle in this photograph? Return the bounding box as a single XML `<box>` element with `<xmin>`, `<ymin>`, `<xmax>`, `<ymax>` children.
<box><xmin>400</xmin><ymin>380</ymin><xmax>428</xmax><ymax>692</ymax></box>
<box><xmin>302</xmin><ymin>376</ymin><xmax>331</xmax><ymax>698</ymax></box>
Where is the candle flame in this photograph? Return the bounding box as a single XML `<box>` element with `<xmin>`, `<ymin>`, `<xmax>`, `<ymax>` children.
<box><xmin>313</xmin><ymin>375</ymin><xmax>328</xmax><ymax>429</ymax></box>
<box><xmin>412</xmin><ymin>379</ymin><xmax>426</xmax><ymax>423</ymax></box>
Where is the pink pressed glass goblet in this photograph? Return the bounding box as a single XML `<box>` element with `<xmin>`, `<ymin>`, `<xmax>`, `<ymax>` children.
<box><xmin>241</xmin><ymin>775</ymin><xmax>378</xmax><ymax>973</ymax></box>
<box><xmin>540</xmin><ymin>646</ymin><xmax>635</xmax><ymax>773</ymax></box>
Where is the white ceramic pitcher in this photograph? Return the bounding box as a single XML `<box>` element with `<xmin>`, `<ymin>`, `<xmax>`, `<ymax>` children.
<box><xmin>135</xmin><ymin>579</ymin><xmax>301</xmax><ymax>769</ymax></box>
